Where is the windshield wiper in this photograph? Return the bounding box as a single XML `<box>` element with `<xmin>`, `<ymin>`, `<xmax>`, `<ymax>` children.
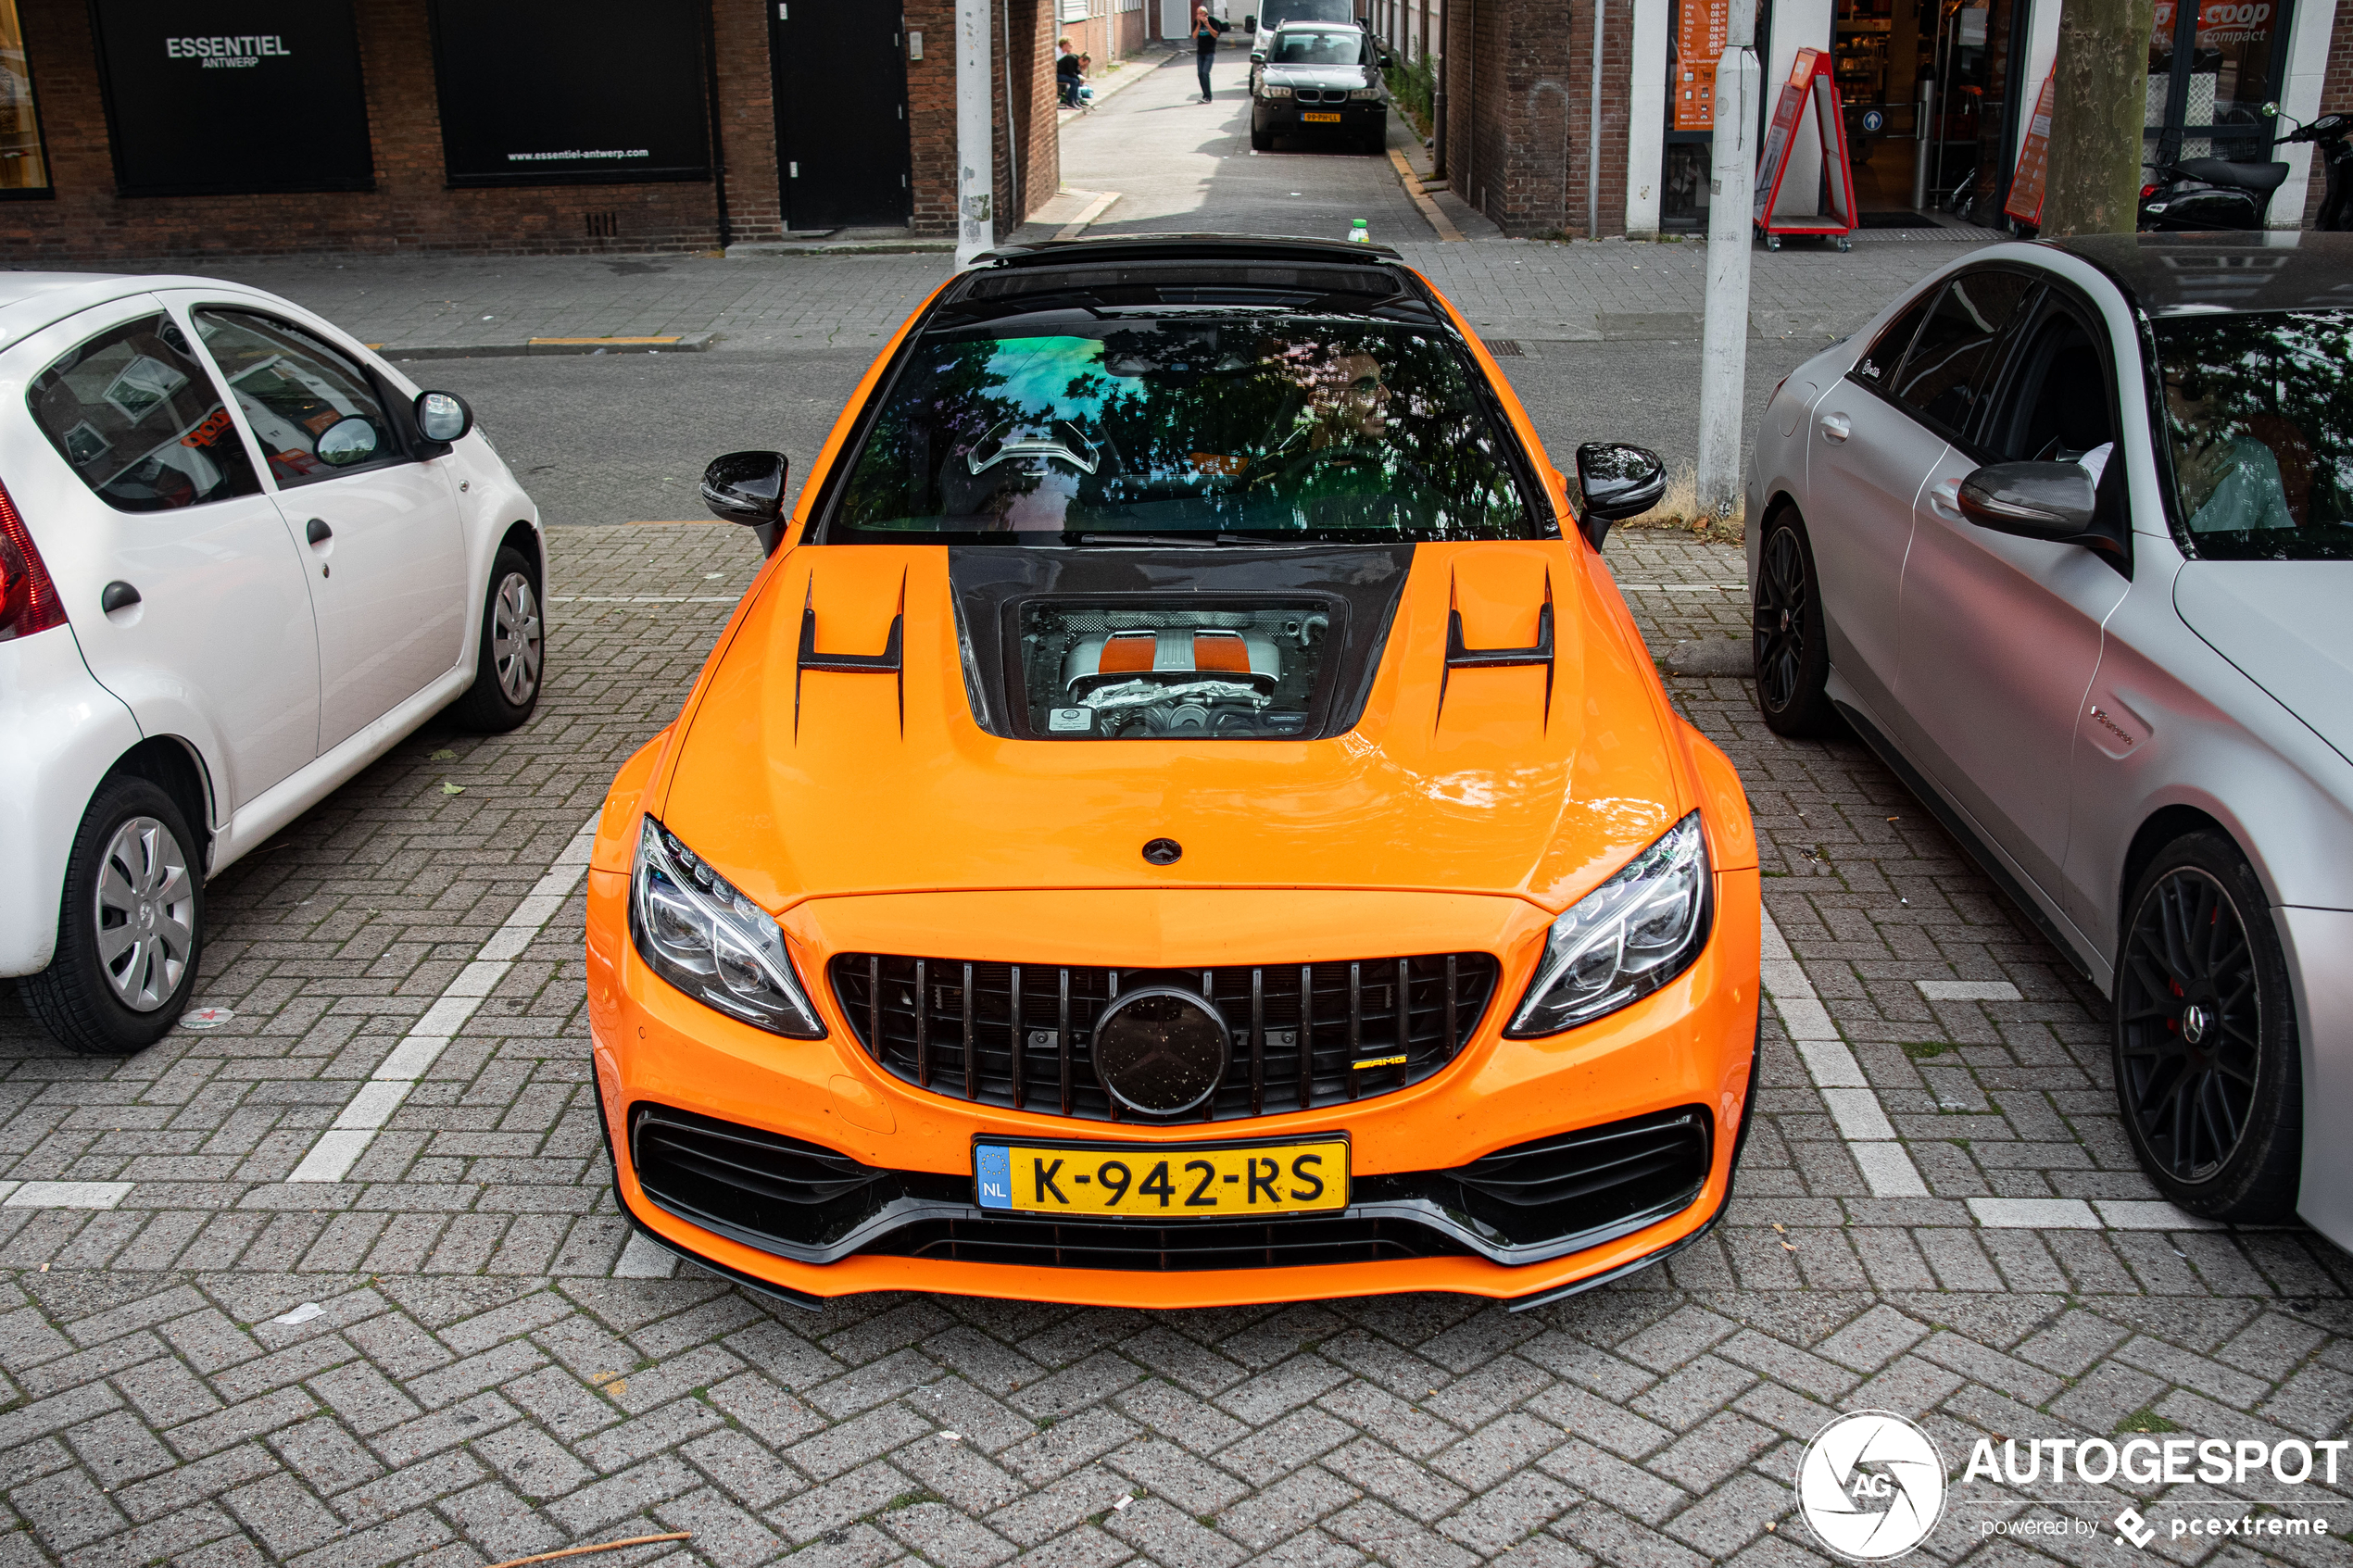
<box><xmin>1068</xmin><ymin>532</ymin><xmax>1263</xmax><ymax>546</ymax></box>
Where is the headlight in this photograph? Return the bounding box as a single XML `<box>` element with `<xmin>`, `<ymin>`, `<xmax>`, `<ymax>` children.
<box><xmin>1505</xmin><ymin>812</ymin><xmax>1712</xmax><ymax>1037</ymax></box>
<box><xmin>630</xmin><ymin>816</ymin><xmax>826</xmax><ymax>1038</ymax></box>
<box><xmin>1350</xmin><ymin>87</ymin><xmax>1382</xmax><ymax>99</ymax></box>
<box><xmin>1262</xmin><ymin>83</ymin><xmax>1292</xmax><ymax>98</ymax></box>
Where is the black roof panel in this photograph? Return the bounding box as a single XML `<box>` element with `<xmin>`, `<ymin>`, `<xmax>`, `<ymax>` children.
<box><xmin>2049</xmin><ymin>231</ymin><xmax>2353</xmax><ymax>316</ymax></box>
<box><xmin>970</xmin><ymin>232</ymin><xmax>1404</xmax><ymax>269</ymax></box>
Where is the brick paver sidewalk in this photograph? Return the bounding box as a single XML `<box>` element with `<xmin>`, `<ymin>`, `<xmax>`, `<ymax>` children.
<box><xmin>86</xmin><ymin>232</ymin><xmax>1998</xmax><ymax>355</ymax></box>
<box><xmin>0</xmin><ymin>519</ymin><xmax>2342</xmax><ymax>1568</ymax></box>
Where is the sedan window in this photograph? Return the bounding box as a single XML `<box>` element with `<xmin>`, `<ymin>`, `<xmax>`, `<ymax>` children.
<box><xmin>29</xmin><ymin>314</ymin><xmax>263</xmax><ymax>512</ymax></box>
<box><xmin>1889</xmin><ymin>270</ymin><xmax>2038</xmax><ymax>436</ymax></box>
<box><xmin>1984</xmin><ymin>310</ymin><xmax>2116</xmax><ymax>464</ymax></box>
<box><xmin>830</xmin><ymin>314</ymin><xmax>1535</xmax><ymax>544</ymax></box>
<box><xmin>2156</xmin><ymin>308</ymin><xmax>2353</xmax><ymax>559</ymax></box>
<box><xmin>1851</xmin><ymin>294</ymin><xmax>1931</xmax><ymax>389</ymax></box>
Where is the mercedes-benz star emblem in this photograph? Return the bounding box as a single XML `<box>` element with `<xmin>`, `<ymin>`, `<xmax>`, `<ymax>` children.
<box><xmin>1090</xmin><ymin>985</ymin><xmax>1229</xmax><ymax>1115</ymax></box>
<box><xmin>1142</xmin><ymin>838</ymin><xmax>1182</xmax><ymax>866</ymax></box>
<box><xmin>2181</xmin><ymin>1002</ymin><xmax>2209</xmax><ymax>1045</ymax></box>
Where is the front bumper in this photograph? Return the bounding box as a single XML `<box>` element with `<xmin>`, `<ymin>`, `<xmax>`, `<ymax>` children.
<box><xmin>1252</xmin><ymin>99</ymin><xmax>1387</xmax><ymax>137</ymax></box>
<box><xmin>585</xmin><ymin>876</ymin><xmax>1760</xmax><ymax>1307</ymax></box>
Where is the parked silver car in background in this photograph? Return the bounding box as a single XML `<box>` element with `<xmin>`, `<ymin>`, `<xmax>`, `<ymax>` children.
<box><xmin>1745</xmin><ymin>232</ymin><xmax>2353</xmax><ymax>1250</ymax></box>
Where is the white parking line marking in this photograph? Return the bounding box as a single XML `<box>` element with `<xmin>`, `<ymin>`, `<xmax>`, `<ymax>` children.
<box><xmin>287</xmin><ymin>815</ymin><xmax>601</xmax><ymax>1185</ymax></box>
<box><xmin>1759</xmin><ymin>907</ymin><xmax>1931</xmax><ymax>1198</ymax></box>
<box><xmin>1969</xmin><ymin>1197</ymin><xmax>2102</xmax><ymax>1228</ymax></box>
<box><xmin>1917</xmin><ymin>979</ymin><xmax>2024</xmax><ymax>1001</ymax></box>
<box><xmin>615</xmin><ymin>1232</ymin><xmax>679</xmax><ymax>1279</ymax></box>
<box><xmin>5</xmin><ymin>1182</ymin><xmax>132</xmax><ymax>1210</ymax></box>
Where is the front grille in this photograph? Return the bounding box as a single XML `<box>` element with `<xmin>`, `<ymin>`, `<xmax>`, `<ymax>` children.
<box><xmin>828</xmin><ymin>954</ymin><xmax>1499</xmax><ymax>1123</ymax></box>
<box><xmin>1295</xmin><ymin>88</ymin><xmax>1352</xmax><ymax>105</ymax></box>
<box><xmin>863</xmin><ymin>1214</ymin><xmax>1465</xmax><ymax>1270</ymax></box>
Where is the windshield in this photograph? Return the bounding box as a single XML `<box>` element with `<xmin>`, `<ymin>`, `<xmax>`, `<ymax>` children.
<box><xmin>829</xmin><ymin>315</ymin><xmax>1537</xmax><ymax>543</ymax></box>
<box><xmin>1272</xmin><ymin>29</ymin><xmax>1362</xmax><ymax>64</ymax></box>
<box><xmin>2155</xmin><ymin>309</ymin><xmax>2353</xmax><ymax>560</ymax></box>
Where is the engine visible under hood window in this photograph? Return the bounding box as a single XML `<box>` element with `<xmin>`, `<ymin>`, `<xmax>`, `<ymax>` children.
<box><xmin>826</xmin><ymin>313</ymin><xmax>1538</xmax><ymax>544</ymax></box>
<box><xmin>1019</xmin><ymin>602</ymin><xmax>1333</xmax><ymax>738</ymax></box>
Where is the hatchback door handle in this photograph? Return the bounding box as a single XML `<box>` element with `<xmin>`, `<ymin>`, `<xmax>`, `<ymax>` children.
<box><xmin>305</xmin><ymin>518</ymin><xmax>333</xmax><ymax>545</ymax></box>
<box><xmin>100</xmin><ymin>581</ymin><xmax>140</xmax><ymax>614</ymax></box>
<box><xmin>1818</xmin><ymin>412</ymin><xmax>1852</xmax><ymax>443</ymax></box>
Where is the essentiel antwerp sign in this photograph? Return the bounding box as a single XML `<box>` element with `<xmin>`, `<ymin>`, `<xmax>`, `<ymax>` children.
<box><xmin>91</xmin><ymin>0</ymin><xmax>372</xmax><ymax>196</ymax></box>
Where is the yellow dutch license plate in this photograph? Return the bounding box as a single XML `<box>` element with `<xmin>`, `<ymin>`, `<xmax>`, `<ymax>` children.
<box><xmin>975</xmin><ymin>1137</ymin><xmax>1348</xmax><ymax>1218</ymax></box>
<box><xmin>1302</xmin><ymin>111</ymin><xmax>1343</xmax><ymax>123</ymax></box>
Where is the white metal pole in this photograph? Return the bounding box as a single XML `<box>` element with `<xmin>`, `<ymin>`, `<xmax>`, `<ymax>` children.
<box><xmin>955</xmin><ymin>0</ymin><xmax>996</xmax><ymax>270</ymax></box>
<box><xmin>1589</xmin><ymin>0</ymin><xmax>1604</xmax><ymax>238</ymax></box>
<box><xmin>1694</xmin><ymin>0</ymin><xmax>1759</xmax><ymax>518</ymax></box>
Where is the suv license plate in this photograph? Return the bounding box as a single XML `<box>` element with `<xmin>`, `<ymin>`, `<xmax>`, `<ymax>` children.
<box><xmin>975</xmin><ymin>1137</ymin><xmax>1348</xmax><ymax>1218</ymax></box>
<box><xmin>1302</xmin><ymin>110</ymin><xmax>1343</xmax><ymax>123</ymax></box>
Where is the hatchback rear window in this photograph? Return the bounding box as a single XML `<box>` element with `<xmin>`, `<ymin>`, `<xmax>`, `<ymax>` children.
<box><xmin>30</xmin><ymin>314</ymin><xmax>262</xmax><ymax>512</ymax></box>
<box><xmin>827</xmin><ymin>314</ymin><xmax>1538</xmax><ymax>544</ymax></box>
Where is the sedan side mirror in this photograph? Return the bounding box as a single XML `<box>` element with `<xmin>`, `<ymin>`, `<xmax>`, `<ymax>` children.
<box><xmin>317</xmin><ymin>416</ymin><xmax>381</xmax><ymax>468</ymax></box>
<box><xmin>1574</xmin><ymin>441</ymin><xmax>1667</xmax><ymax>548</ymax></box>
<box><xmin>415</xmin><ymin>389</ymin><xmax>473</xmax><ymax>444</ymax></box>
<box><xmin>1956</xmin><ymin>461</ymin><xmax>2095</xmax><ymax>539</ymax></box>
<box><xmin>1251</xmin><ymin>48</ymin><xmax>1265</xmax><ymax>62</ymax></box>
<box><xmin>702</xmin><ymin>450</ymin><xmax>790</xmax><ymax>527</ymax></box>
<box><xmin>1244</xmin><ymin>13</ymin><xmax>1257</xmax><ymax>29</ymax></box>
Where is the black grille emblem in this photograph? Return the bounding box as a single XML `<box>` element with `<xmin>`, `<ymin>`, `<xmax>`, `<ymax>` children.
<box><xmin>1091</xmin><ymin>986</ymin><xmax>1230</xmax><ymax>1116</ymax></box>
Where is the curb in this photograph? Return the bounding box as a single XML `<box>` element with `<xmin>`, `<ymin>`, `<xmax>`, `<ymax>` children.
<box><xmin>375</xmin><ymin>332</ymin><xmax>718</xmax><ymax>361</ymax></box>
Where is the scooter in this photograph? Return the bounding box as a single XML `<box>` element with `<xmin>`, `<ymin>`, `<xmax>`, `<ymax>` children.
<box><xmin>2138</xmin><ymin>102</ymin><xmax>2353</xmax><ymax>231</ymax></box>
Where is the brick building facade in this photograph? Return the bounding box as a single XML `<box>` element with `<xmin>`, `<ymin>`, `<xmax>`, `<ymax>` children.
<box><xmin>1384</xmin><ymin>0</ymin><xmax>2346</xmax><ymax>240</ymax></box>
<box><xmin>0</xmin><ymin>0</ymin><xmax>1061</xmax><ymax>262</ymax></box>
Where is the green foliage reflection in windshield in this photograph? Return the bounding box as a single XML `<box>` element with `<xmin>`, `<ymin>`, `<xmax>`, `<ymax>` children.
<box><xmin>2156</xmin><ymin>310</ymin><xmax>2353</xmax><ymax>560</ymax></box>
<box><xmin>835</xmin><ymin>318</ymin><xmax>1534</xmax><ymax>541</ymax></box>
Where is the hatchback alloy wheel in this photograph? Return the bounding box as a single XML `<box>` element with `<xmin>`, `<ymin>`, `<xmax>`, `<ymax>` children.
<box><xmin>2117</xmin><ymin>864</ymin><xmax>2260</xmax><ymax>1183</ymax></box>
<box><xmin>491</xmin><ymin>570</ymin><xmax>543</xmax><ymax>707</ymax></box>
<box><xmin>93</xmin><ymin>814</ymin><xmax>195</xmax><ymax>1013</ymax></box>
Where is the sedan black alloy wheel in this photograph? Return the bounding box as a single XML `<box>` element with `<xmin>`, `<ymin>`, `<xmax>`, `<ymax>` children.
<box><xmin>1753</xmin><ymin>524</ymin><xmax>1808</xmax><ymax>713</ymax></box>
<box><xmin>2117</xmin><ymin>865</ymin><xmax>2261</xmax><ymax>1183</ymax></box>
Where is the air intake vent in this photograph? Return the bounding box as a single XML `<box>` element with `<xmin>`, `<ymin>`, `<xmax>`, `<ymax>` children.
<box><xmin>829</xmin><ymin>954</ymin><xmax>1498</xmax><ymax>1123</ymax></box>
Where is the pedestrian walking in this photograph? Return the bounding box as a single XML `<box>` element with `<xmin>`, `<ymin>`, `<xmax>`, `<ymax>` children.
<box><xmin>1192</xmin><ymin>6</ymin><xmax>1228</xmax><ymax>102</ymax></box>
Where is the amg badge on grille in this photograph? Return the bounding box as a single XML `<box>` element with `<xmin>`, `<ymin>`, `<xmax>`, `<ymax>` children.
<box><xmin>1091</xmin><ymin>986</ymin><xmax>1230</xmax><ymax>1115</ymax></box>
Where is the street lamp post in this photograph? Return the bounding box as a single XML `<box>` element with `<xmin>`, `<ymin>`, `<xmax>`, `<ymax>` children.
<box><xmin>1694</xmin><ymin>0</ymin><xmax>1759</xmax><ymax>520</ymax></box>
<box><xmin>955</xmin><ymin>0</ymin><xmax>995</xmax><ymax>270</ymax></box>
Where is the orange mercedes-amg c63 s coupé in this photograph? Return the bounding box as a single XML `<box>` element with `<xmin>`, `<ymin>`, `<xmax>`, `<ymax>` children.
<box><xmin>582</xmin><ymin>235</ymin><xmax>1761</xmax><ymax>1310</ymax></box>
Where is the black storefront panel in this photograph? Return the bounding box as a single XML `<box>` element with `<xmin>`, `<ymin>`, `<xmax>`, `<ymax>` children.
<box><xmin>430</xmin><ymin>0</ymin><xmax>711</xmax><ymax>187</ymax></box>
<box><xmin>90</xmin><ymin>0</ymin><xmax>374</xmax><ymax>196</ymax></box>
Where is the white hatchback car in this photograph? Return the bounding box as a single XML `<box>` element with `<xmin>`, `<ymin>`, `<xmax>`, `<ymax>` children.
<box><xmin>0</xmin><ymin>274</ymin><xmax>544</xmax><ymax>1055</ymax></box>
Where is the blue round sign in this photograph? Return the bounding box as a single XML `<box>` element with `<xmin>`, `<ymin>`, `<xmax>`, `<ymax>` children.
<box><xmin>1861</xmin><ymin>109</ymin><xmax>1885</xmax><ymax>132</ymax></box>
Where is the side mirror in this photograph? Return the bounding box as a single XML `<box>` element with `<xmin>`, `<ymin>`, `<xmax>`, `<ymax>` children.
<box><xmin>1380</xmin><ymin>50</ymin><xmax>1395</xmax><ymax>69</ymax></box>
<box><xmin>1251</xmin><ymin>48</ymin><xmax>1265</xmax><ymax>62</ymax></box>
<box><xmin>316</xmin><ymin>416</ymin><xmax>381</xmax><ymax>468</ymax></box>
<box><xmin>2264</xmin><ymin>99</ymin><xmax>2281</xmax><ymax>115</ymax></box>
<box><xmin>1956</xmin><ymin>461</ymin><xmax>2095</xmax><ymax>540</ymax></box>
<box><xmin>1574</xmin><ymin>442</ymin><xmax>1667</xmax><ymax>547</ymax></box>
<box><xmin>701</xmin><ymin>450</ymin><xmax>789</xmax><ymax>527</ymax></box>
<box><xmin>414</xmin><ymin>389</ymin><xmax>473</xmax><ymax>444</ymax></box>
<box><xmin>1244</xmin><ymin>13</ymin><xmax>1257</xmax><ymax>29</ymax></box>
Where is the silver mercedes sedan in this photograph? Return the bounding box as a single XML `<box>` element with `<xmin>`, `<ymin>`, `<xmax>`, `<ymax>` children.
<box><xmin>1745</xmin><ymin>232</ymin><xmax>2351</xmax><ymax>1250</ymax></box>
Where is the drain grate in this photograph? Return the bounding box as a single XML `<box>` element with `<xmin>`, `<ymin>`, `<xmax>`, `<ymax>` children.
<box><xmin>1482</xmin><ymin>338</ymin><xmax>1524</xmax><ymax>358</ymax></box>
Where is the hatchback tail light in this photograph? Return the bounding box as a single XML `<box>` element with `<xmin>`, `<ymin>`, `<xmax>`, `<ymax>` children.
<box><xmin>2141</xmin><ymin>182</ymin><xmax>2159</xmax><ymax>199</ymax></box>
<box><xmin>0</xmin><ymin>480</ymin><xmax>66</xmax><ymax>642</ymax></box>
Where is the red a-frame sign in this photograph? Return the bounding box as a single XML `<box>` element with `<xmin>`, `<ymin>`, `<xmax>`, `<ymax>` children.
<box><xmin>1752</xmin><ymin>46</ymin><xmax>1858</xmax><ymax>247</ymax></box>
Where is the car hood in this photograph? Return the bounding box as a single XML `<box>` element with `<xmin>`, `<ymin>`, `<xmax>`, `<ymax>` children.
<box><xmin>661</xmin><ymin>541</ymin><xmax>1685</xmax><ymax>916</ymax></box>
<box><xmin>2174</xmin><ymin>559</ymin><xmax>2353</xmax><ymax>767</ymax></box>
<box><xmin>1262</xmin><ymin>64</ymin><xmax>1373</xmax><ymax>89</ymax></box>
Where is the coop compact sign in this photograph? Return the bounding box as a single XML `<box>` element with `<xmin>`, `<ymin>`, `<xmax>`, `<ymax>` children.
<box><xmin>429</xmin><ymin>0</ymin><xmax>712</xmax><ymax>187</ymax></box>
<box><xmin>91</xmin><ymin>1</ymin><xmax>372</xmax><ymax>194</ymax></box>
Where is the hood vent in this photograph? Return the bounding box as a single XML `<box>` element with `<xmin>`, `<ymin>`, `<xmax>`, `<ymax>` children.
<box><xmin>797</xmin><ymin>569</ymin><xmax>906</xmax><ymax>740</ymax></box>
<box><xmin>1436</xmin><ymin>565</ymin><xmax>1554</xmax><ymax>732</ymax></box>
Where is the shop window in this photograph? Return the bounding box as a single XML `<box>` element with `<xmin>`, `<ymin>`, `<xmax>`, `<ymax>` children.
<box><xmin>2147</xmin><ymin>0</ymin><xmax>2291</xmax><ymax>165</ymax></box>
<box><xmin>0</xmin><ymin>0</ymin><xmax>50</xmax><ymax>196</ymax></box>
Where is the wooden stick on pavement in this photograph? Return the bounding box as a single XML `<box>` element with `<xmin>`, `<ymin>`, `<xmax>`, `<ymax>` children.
<box><xmin>484</xmin><ymin>1533</ymin><xmax>693</xmax><ymax>1568</ymax></box>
